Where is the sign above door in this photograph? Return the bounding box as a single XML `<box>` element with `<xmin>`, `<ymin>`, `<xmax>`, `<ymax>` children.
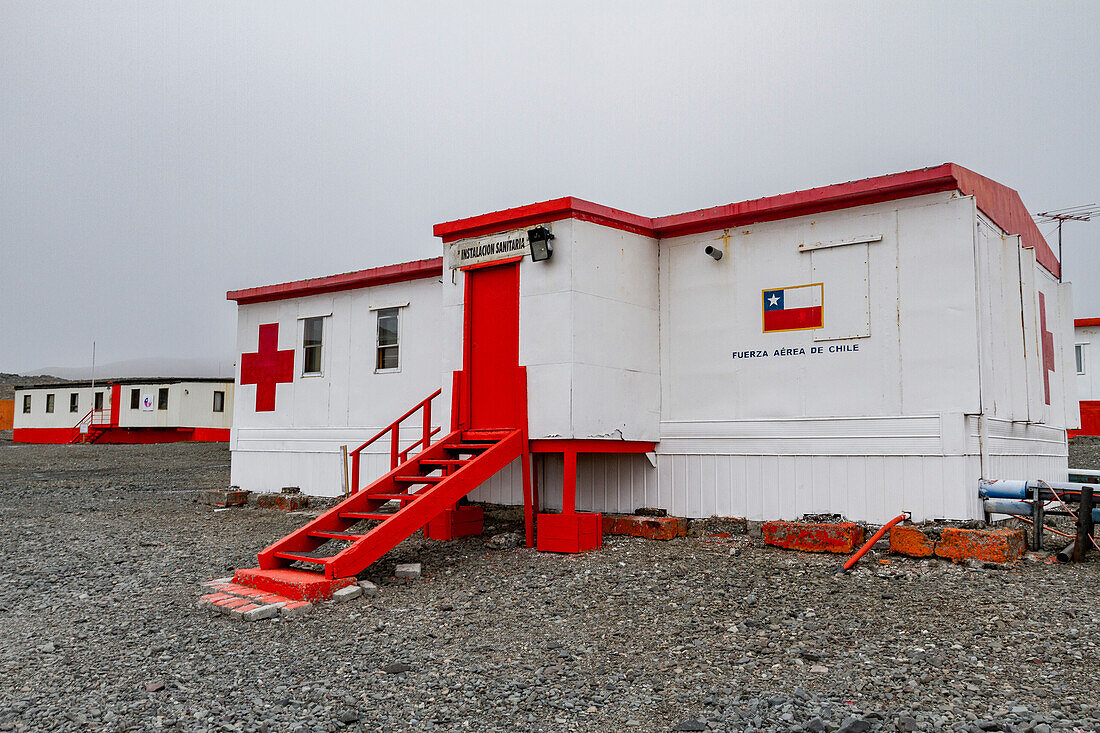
<box><xmin>447</xmin><ymin>226</ymin><xmax>548</xmax><ymax>269</ymax></box>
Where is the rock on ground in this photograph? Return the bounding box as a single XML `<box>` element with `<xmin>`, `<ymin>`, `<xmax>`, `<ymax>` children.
<box><xmin>0</xmin><ymin>440</ymin><xmax>1099</xmax><ymax>731</ymax></box>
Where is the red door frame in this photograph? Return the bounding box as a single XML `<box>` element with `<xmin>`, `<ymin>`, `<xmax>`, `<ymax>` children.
<box><xmin>455</xmin><ymin>256</ymin><xmax>536</xmax><ymax>545</ymax></box>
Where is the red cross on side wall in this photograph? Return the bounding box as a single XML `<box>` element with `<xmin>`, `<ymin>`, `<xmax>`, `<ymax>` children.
<box><xmin>240</xmin><ymin>323</ymin><xmax>294</xmax><ymax>412</ymax></box>
<box><xmin>1039</xmin><ymin>291</ymin><xmax>1056</xmax><ymax>406</ymax></box>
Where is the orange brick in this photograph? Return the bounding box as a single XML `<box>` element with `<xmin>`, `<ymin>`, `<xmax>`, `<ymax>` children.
<box><xmin>762</xmin><ymin>521</ymin><xmax>864</xmax><ymax>554</ymax></box>
<box><xmin>602</xmin><ymin>515</ymin><xmax>688</xmax><ymax>541</ymax></box>
<box><xmin>934</xmin><ymin>527</ymin><xmax>1026</xmax><ymax>564</ymax></box>
<box><xmin>889</xmin><ymin>525</ymin><xmax>936</xmax><ymax>558</ymax></box>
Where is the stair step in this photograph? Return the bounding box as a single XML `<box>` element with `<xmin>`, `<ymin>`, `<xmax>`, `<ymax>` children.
<box><xmin>461</xmin><ymin>430</ymin><xmax>511</xmax><ymax>441</ymax></box>
<box><xmin>339</xmin><ymin>511</ymin><xmax>397</xmax><ymax>521</ymax></box>
<box><xmin>273</xmin><ymin>552</ymin><xmax>333</xmax><ymax>566</ymax></box>
<box><xmin>367</xmin><ymin>493</ymin><xmax>421</xmax><ymax>502</ymax></box>
<box><xmin>444</xmin><ymin>443</ymin><xmax>491</xmax><ymax>454</ymax></box>
<box><xmin>393</xmin><ymin>475</ymin><xmax>445</xmax><ymax>484</ymax></box>
<box><xmin>419</xmin><ymin>458</ymin><xmax>469</xmax><ymax>468</ymax></box>
<box><xmin>308</xmin><ymin>531</ymin><xmax>367</xmax><ymax>541</ymax></box>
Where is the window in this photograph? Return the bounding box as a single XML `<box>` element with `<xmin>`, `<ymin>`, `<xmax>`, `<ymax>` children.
<box><xmin>22</xmin><ymin>395</ymin><xmax>30</xmax><ymax>414</ymax></box>
<box><xmin>212</xmin><ymin>390</ymin><xmax>225</xmax><ymax>413</ymax></box>
<box><xmin>94</xmin><ymin>391</ymin><xmax>104</xmax><ymax>410</ymax></box>
<box><xmin>1077</xmin><ymin>344</ymin><xmax>1087</xmax><ymax>375</ymax></box>
<box><xmin>302</xmin><ymin>317</ymin><xmax>324</xmax><ymax>375</ymax></box>
<box><xmin>45</xmin><ymin>394</ymin><xmax>55</xmax><ymax>413</ymax></box>
<box><xmin>130</xmin><ymin>388</ymin><xmax>140</xmax><ymax>409</ymax></box>
<box><xmin>69</xmin><ymin>393</ymin><xmax>79</xmax><ymax>413</ymax></box>
<box><xmin>376</xmin><ymin>307</ymin><xmax>400</xmax><ymax>371</ymax></box>
<box><xmin>158</xmin><ymin>387</ymin><xmax>169</xmax><ymax>410</ymax></box>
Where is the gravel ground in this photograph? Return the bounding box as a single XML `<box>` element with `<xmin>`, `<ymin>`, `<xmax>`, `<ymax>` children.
<box><xmin>1069</xmin><ymin>438</ymin><xmax>1100</xmax><ymax>471</ymax></box>
<box><xmin>1</xmin><ymin>441</ymin><xmax>1100</xmax><ymax>732</ymax></box>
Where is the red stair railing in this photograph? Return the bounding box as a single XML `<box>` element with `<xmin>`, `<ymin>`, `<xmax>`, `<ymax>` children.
<box><xmin>349</xmin><ymin>389</ymin><xmax>442</xmax><ymax>494</ymax></box>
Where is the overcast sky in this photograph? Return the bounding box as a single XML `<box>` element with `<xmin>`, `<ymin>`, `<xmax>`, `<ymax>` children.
<box><xmin>2</xmin><ymin>1</ymin><xmax>1098</xmax><ymax>374</ymax></box>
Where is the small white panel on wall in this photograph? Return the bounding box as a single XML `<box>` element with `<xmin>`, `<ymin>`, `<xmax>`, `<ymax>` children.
<box><xmin>808</xmin><ymin>242</ymin><xmax>871</xmax><ymax>341</ymax></box>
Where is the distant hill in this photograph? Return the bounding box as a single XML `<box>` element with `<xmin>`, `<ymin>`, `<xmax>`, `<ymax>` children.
<box><xmin>0</xmin><ymin>373</ymin><xmax>68</xmax><ymax>401</ymax></box>
<box><xmin>21</xmin><ymin>357</ymin><xmax>235</xmax><ymax>382</ymax></box>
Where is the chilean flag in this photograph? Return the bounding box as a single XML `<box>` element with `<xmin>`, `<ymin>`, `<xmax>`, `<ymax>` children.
<box><xmin>762</xmin><ymin>284</ymin><xmax>824</xmax><ymax>333</ymax></box>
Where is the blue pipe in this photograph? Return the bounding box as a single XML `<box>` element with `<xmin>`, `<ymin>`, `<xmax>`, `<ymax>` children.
<box><xmin>978</xmin><ymin>479</ymin><xmax>1095</xmax><ymax>500</ymax></box>
<box><xmin>982</xmin><ymin>498</ymin><xmax>1100</xmax><ymax>522</ymax></box>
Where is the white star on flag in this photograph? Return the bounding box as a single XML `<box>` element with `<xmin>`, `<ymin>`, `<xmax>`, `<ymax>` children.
<box><xmin>767</xmin><ymin>294</ymin><xmax>780</xmax><ymax>307</ymax></box>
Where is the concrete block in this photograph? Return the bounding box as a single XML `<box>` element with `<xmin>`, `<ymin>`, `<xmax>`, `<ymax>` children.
<box><xmin>230</xmin><ymin>603</ymin><xmax>259</xmax><ymax>620</ymax></box>
<box><xmin>934</xmin><ymin>528</ymin><xmax>1026</xmax><ymax>564</ymax></box>
<box><xmin>889</xmin><ymin>526</ymin><xmax>936</xmax><ymax>558</ymax></box>
<box><xmin>200</xmin><ymin>489</ymin><xmax>249</xmax><ymax>507</ymax></box>
<box><xmin>358</xmin><ymin>580</ymin><xmax>380</xmax><ymax>597</ymax></box>
<box><xmin>762</xmin><ymin>521</ymin><xmax>864</xmax><ymax>554</ymax></box>
<box><xmin>255</xmin><ymin>493</ymin><xmax>310</xmax><ymax>511</ymax></box>
<box><xmin>332</xmin><ymin>585</ymin><xmax>363</xmax><ymax>602</ymax></box>
<box><xmin>280</xmin><ymin>601</ymin><xmax>314</xmax><ymax>620</ymax></box>
<box><xmin>602</xmin><ymin>514</ymin><xmax>688</xmax><ymax>541</ymax></box>
<box><xmin>242</xmin><ymin>604</ymin><xmax>281</xmax><ymax>622</ymax></box>
<box><xmin>394</xmin><ymin>563</ymin><xmax>422</xmax><ymax>579</ymax></box>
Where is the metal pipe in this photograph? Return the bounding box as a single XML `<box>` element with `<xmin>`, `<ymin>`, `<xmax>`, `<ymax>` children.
<box><xmin>837</xmin><ymin>513</ymin><xmax>909</xmax><ymax>573</ymax></box>
<box><xmin>982</xmin><ymin>498</ymin><xmax>1100</xmax><ymax>522</ymax></box>
<box><xmin>703</xmin><ymin>245</ymin><xmax>723</xmax><ymax>261</ymax></box>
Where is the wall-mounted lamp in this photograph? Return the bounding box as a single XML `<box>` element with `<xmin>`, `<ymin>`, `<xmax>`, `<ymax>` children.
<box><xmin>528</xmin><ymin>226</ymin><xmax>554</xmax><ymax>262</ymax></box>
<box><xmin>704</xmin><ymin>245</ymin><xmax>723</xmax><ymax>261</ymax></box>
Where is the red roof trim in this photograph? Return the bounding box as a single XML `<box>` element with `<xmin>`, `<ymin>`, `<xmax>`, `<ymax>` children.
<box><xmin>1076</xmin><ymin>318</ymin><xmax>1100</xmax><ymax>328</ymax></box>
<box><xmin>433</xmin><ymin>197</ymin><xmax>655</xmax><ymax>244</ymax></box>
<box><xmin>227</xmin><ymin>257</ymin><xmax>443</xmax><ymax>305</ymax></box>
<box><xmin>432</xmin><ymin>164</ymin><xmax>1059</xmax><ymax>278</ymax></box>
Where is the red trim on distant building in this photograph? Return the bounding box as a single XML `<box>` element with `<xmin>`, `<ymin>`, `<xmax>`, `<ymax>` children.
<box><xmin>432</xmin><ymin>164</ymin><xmax>1060</xmax><ymax>278</ymax></box>
<box><xmin>1075</xmin><ymin>318</ymin><xmax>1100</xmax><ymax>328</ymax></box>
<box><xmin>227</xmin><ymin>258</ymin><xmax>443</xmax><ymax>305</ymax></box>
<box><xmin>13</xmin><ymin>427</ymin><xmax>230</xmax><ymax>444</ymax></box>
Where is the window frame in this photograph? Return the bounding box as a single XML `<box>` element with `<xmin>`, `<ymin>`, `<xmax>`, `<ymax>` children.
<box><xmin>45</xmin><ymin>394</ymin><xmax>55</xmax><ymax>413</ymax></box>
<box><xmin>1077</xmin><ymin>343</ymin><xmax>1087</xmax><ymax>376</ymax></box>
<box><xmin>157</xmin><ymin>387</ymin><xmax>169</xmax><ymax>411</ymax></box>
<box><xmin>69</xmin><ymin>393</ymin><xmax>80</xmax><ymax>413</ymax></box>
<box><xmin>94</xmin><ymin>391</ymin><xmax>104</xmax><ymax>411</ymax></box>
<box><xmin>301</xmin><ymin>316</ymin><xmax>325</xmax><ymax>377</ymax></box>
<box><xmin>212</xmin><ymin>390</ymin><xmax>225</xmax><ymax>413</ymax></box>
<box><xmin>130</xmin><ymin>388</ymin><xmax>140</xmax><ymax>409</ymax></box>
<box><xmin>375</xmin><ymin>307</ymin><xmax>401</xmax><ymax>373</ymax></box>
<box><xmin>22</xmin><ymin>394</ymin><xmax>30</xmax><ymax>414</ymax></box>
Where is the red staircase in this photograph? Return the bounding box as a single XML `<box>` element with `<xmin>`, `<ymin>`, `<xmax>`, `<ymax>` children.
<box><xmin>70</xmin><ymin>409</ymin><xmax>111</xmax><ymax>444</ymax></box>
<box><xmin>233</xmin><ymin>390</ymin><xmax>527</xmax><ymax>601</ymax></box>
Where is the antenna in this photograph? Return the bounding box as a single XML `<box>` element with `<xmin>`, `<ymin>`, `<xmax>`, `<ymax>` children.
<box><xmin>1034</xmin><ymin>205</ymin><xmax>1099</xmax><ymax>280</ymax></box>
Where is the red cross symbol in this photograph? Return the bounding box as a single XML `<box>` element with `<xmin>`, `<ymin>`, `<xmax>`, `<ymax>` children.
<box><xmin>240</xmin><ymin>323</ymin><xmax>294</xmax><ymax>411</ymax></box>
<box><xmin>1039</xmin><ymin>291</ymin><xmax>1056</xmax><ymax>406</ymax></box>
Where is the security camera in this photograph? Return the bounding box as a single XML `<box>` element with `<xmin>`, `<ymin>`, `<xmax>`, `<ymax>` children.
<box><xmin>704</xmin><ymin>245</ymin><xmax>723</xmax><ymax>261</ymax></box>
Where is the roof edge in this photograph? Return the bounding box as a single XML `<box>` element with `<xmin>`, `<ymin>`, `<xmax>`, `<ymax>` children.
<box><xmin>1076</xmin><ymin>318</ymin><xmax>1100</xmax><ymax>328</ymax></box>
<box><xmin>227</xmin><ymin>257</ymin><xmax>444</xmax><ymax>305</ymax></box>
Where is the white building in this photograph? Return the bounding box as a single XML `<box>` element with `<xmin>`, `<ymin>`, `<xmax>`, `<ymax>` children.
<box><xmin>13</xmin><ymin>378</ymin><xmax>234</xmax><ymax>444</ymax></box>
<box><xmin>227</xmin><ymin>164</ymin><xmax>1077</xmax><ymax>527</ymax></box>
<box><xmin>1073</xmin><ymin>318</ymin><xmax>1100</xmax><ymax>437</ymax></box>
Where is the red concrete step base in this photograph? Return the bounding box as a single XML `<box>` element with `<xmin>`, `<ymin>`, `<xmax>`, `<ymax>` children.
<box><xmin>602</xmin><ymin>514</ymin><xmax>688</xmax><ymax>541</ymax></box>
<box><xmin>889</xmin><ymin>525</ymin><xmax>1027</xmax><ymax>564</ymax></box>
<box><xmin>200</xmin><ymin>489</ymin><xmax>249</xmax><ymax>507</ymax></box>
<box><xmin>199</xmin><ymin>579</ymin><xmax>314</xmax><ymax>621</ymax></box>
<box><xmin>762</xmin><ymin>521</ymin><xmax>864</xmax><ymax>554</ymax></box>
<box><xmin>425</xmin><ymin>505</ymin><xmax>483</xmax><ymax>541</ymax></box>
<box><xmin>537</xmin><ymin>512</ymin><xmax>603</xmax><ymax>553</ymax></box>
<box><xmin>233</xmin><ymin>567</ymin><xmax>357</xmax><ymax>602</ymax></box>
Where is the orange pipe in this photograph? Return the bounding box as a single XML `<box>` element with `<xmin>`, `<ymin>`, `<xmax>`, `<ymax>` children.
<box><xmin>839</xmin><ymin>513</ymin><xmax>910</xmax><ymax>573</ymax></box>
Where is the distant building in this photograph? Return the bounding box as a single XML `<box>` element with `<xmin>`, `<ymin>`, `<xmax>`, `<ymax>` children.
<box><xmin>227</xmin><ymin>163</ymin><xmax>1077</xmax><ymax>526</ymax></box>
<box><xmin>13</xmin><ymin>378</ymin><xmax>234</xmax><ymax>444</ymax></box>
<box><xmin>1072</xmin><ymin>318</ymin><xmax>1100</xmax><ymax>437</ymax></box>
<box><xmin>0</xmin><ymin>399</ymin><xmax>12</xmax><ymax>431</ymax></box>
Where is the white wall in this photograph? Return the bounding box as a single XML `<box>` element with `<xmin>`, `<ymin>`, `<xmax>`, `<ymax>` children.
<box><xmin>13</xmin><ymin>386</ymin><xmax>110</xmax><ymax>429</ymax></box>
<box><xmin>231</xmin><ymin>277</ymin><xmax>444</xmax><ymax>494</ymax></box>
<box><xmin>441</xmin><ymin>219</ymin><xmax>660</xmax><ymax>442</ymax></box>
